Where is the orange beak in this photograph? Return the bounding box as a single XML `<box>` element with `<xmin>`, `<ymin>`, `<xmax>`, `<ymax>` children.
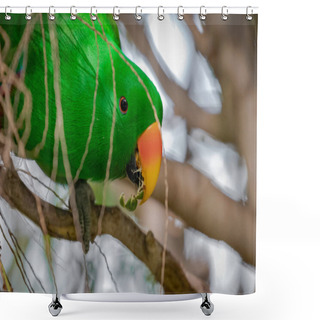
<box><xmin>137</xmin><ymin>122</ymin><xmax>162</xmax><ymax>204</ymax></box>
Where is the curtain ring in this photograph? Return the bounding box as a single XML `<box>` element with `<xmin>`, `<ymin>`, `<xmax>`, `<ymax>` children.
<box><xmin>48</xmin><ymin>6</ymin><xmax>55</xmax><ymax>21</ymax></box>
<box><xmin>25</xmin><ymin>6</ymin><xmax>32</xmax><ymax>20</ymax></box>
<box><xmin>113</xmin><ymin>6</ymin><xmax>120</xmax><ymax>21</ymax></box>
<box><xmin>135</xmin><ymin>6</ymin><xmax>142</xmax><ymax>21</ymax></box>
<box><xmin>5</xmin><ymin>6</ymin><xmax>11</xmax><ymax>21</ymax></box>
<box><xmin>221</xmin><ymin>6</ymin><xmax>228</xmax><ymax>21</ymax></box>
<box><xmin>158</xmin><ymin>6</ymin><xmax>164</xmax><ymax>21</ymax></box>
<box><xmin>246</xmin><ymin>6</ymin><xmax>253</xmax><ymax>21</ymax></box>
<box><xmin>70</xmin><ymin>6</ymin><xmax>77</xmax><ymax>20</ymax></box>
<box><xmin>90</xmin><ymin>6</ymin><xmax>97</xmax><ymax>21</ymax></box>
<box><xmin>199</xmin><ymin>6</ymin><xmax>206</xmax><ymax>21</ymax></box>
<box><xmin>177</xmin><ymin>6</ymin><xmax>184</xmax><ymax>20</ymax></box>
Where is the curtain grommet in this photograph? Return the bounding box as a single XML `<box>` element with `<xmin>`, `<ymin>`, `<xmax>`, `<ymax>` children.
<box><xmin>90</xmin><ymin>6</ymin><xmax>97</xmax><ymax>21</ymax></box>
<box><xmin>25</xmin><ymin>6</ymin><xmax>32</xmax><ymax>20</ymax></box>
<box><xmin>246</xmin><ymin>6</ymin><xmax>253</xmax><ymax>21</ymax></box>
<box><xmin>199</xmin><ymin>6</ymin><xmax>206</xmax><ymax>21</ymax></box>
<box><xmin>221</xmin><ymin>6</ymin><xmax>228</xmax><ymax>21</ymax></box>
<box><xmin>158</xmin><ymin>6</ymin><xmax>164</xmax><ymax>21</ymax></box>
<box><xmin>113</xmin><ymin>6</ymin><xmax>120</xmax><ymax>21</ymax></box>
<box><xmin>48</xmin><ymin>6</ymin><xmax>55</xmax><ymax>21</ymax></box>
<box><xmin>70</xmin><ymin>6</ymin><xmax>77</xmax><ymax>20</ymax></box>
<box><xmin>5</xmin><ymin>6</ymin><xmax>11</xmax><ymax>21</ymax></box>
<box><xmin>135</xmin><ymin>6</ymin><xmax>142</xmax><ymax>21</ymax></box>
<box><xmin>177</xmin><ymin>6</ymin><xmax>184</xmax><ymax>21</ymax></box>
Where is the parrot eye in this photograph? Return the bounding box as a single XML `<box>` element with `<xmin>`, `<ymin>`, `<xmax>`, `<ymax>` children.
<box><xmin>119</xmin><ymin>96</ymin><xmax>128</xmax><ymax>114</ymax></box>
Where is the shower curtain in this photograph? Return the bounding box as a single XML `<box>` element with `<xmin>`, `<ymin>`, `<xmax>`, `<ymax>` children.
<box><xmin>0</xmin><ymin>11</ymin><xmax>257</xmax><ymax>296</ymax></box>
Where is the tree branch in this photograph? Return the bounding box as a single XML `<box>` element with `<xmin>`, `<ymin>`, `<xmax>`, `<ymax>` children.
<box><xmin>0</xmin><ymin>166</ymin><xmax>196</xmax><ymax>294</ymax></box>
<box><xmin>153</xmin><ymin>160</ymin><xmax>256</xmax><ymax>266</ymax></box>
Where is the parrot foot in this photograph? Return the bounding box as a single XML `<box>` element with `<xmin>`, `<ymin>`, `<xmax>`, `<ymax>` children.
<box><xmin>119</xmin><ymin>187</ymin><xmax>144</xmax><ymax>211</ymax></box>
<box><xmin>74</xmin><ymin>179</ymin><xmax>95</xmax><ymax>254</ymax></box>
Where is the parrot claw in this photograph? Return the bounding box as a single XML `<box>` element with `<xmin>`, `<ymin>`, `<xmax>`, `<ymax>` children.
<box><xmin>136</xmin><ymin>188</ymin><xmax>144</xmax><ymax>200</ymax></box>
<box><xmin>119</xmin><ymin>188</ymin><xmax>144</xmax><ymax>212</ymax></box>
<box><xmin>74</xmin><ymin>180</ymin><xmax>95</xmax><ymax>254</ymax></box>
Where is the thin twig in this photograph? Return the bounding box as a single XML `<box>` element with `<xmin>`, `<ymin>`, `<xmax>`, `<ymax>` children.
<box><xmin>74</xmin><ymin>19</ymin><xmax>100</xmax><ymax>182</ymax></box>
<box><xmin>13</xmin><ymin>167</ymin><xmax>69</xmax><ymax>208</ymax></box>
<box><xmin>0</xmin><ymin>209</ymin><xmax>46</xmax><ymax>292</ymax></box>
<box><xmin>0</xmin><ymin>219</ymin><xmax>33</xmax><ymax>292</ymax></box>
<box><xmin>96</xmin><ymin>16</ymin><xmax>118</xmax><ymax>236</ymax></box>
<box><xmin>94</xmin><ymin>240</ymin><xmax>119</xmax><ymax>292</ymax></box>
<box><xmin>32</xmin><ymin>14</ymin><xmax>50</xmax><ymax>157</ymax></box>
<box><xmin>48</xmin><ymin>21</ymin><xmax>83</xmax><ymax>254</ymax></box>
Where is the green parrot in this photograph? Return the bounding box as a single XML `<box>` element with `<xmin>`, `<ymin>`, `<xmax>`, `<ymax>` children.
<box><xmin>0</xmin><ymin>14</ymin><xmax>163</xmax><ymax>252</ymax></box>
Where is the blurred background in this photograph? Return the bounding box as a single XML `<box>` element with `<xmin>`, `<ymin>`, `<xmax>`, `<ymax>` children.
<box><xmin>0</xmin><ymin>13</ymin><xmax>256</xmax><ymax>295</ymax></box>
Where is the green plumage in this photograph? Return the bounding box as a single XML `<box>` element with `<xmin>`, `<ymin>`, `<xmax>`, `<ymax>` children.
<box><xmin>1</xmin><ymin>13</ymin><xmax>163</xmax><ymax>183</ymax></box>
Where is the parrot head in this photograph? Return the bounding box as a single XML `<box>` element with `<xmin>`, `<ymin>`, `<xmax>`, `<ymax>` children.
<box><xmin>109</xmin><ymin>54</ymin><xmax>163</xmax><ymax>204</ymax></box>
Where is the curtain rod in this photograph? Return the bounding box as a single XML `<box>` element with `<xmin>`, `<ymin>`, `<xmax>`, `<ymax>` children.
<box><xmin>0</xmin><ymin>6</ymin><xmax>259</xmax><ymax>15</ymax></box>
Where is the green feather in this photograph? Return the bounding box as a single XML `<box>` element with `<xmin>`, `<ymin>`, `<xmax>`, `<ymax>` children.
<box><xmin>1</xmin><ymin>13</ymin><xmax>163</xmax><ymax>183</ymax></box>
